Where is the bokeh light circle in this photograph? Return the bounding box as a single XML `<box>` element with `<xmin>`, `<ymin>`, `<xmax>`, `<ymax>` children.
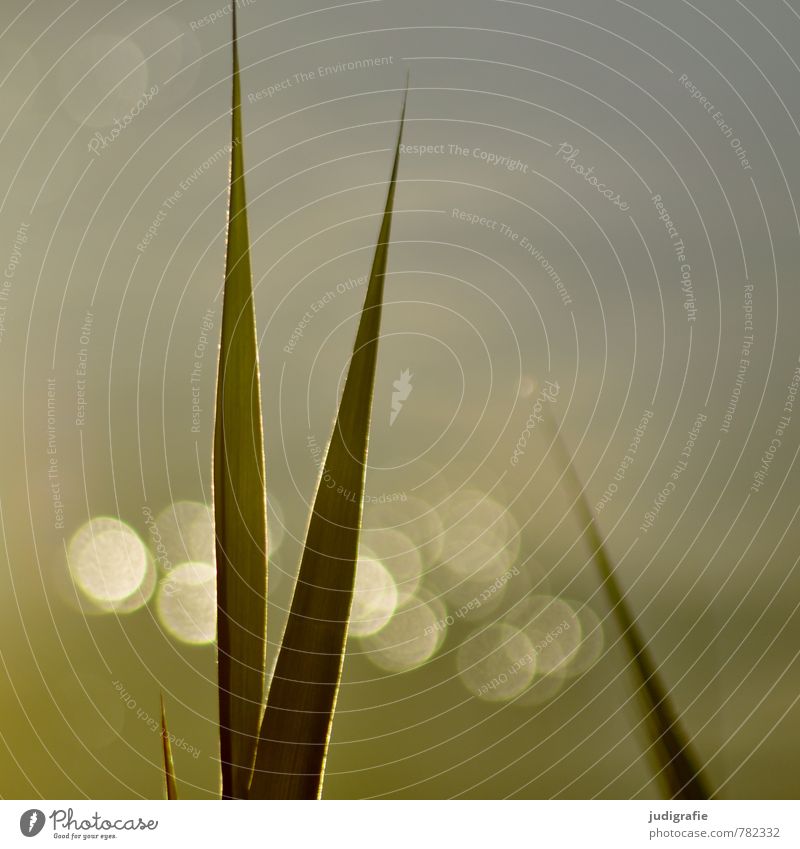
<box><xmin>156</xmin><ymin>561</ymin><xmax>217</xmax><ymax>645</ymax></box>
<box><xmin>67</xmin><ymin>517</ymin><xmax>149</xmax><ymax>605</ymax></box>
<box><xmin>349</xmin><ymin>557</ymin><xmax>399</xmax><ymax>637</ymax></box>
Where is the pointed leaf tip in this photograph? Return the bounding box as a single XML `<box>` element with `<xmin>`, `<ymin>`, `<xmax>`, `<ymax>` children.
<box><xmin>214</xmin><ymin>5</ymin><xmax>268</xmax><ymax>800</ymax></box>
<box><xmin>160</xmin><ymin>695</ymin><xmax>178</xmax><ymax>801</ymax></box>
<box><xmin>248</xmin><ymin>86</ymin><xmax>408</xmax><ymax>800</ymax></box>
<box><xmin>544</xmin><ymin>412</ymin><xmax>710</xmax><ymax>799</ymax></box>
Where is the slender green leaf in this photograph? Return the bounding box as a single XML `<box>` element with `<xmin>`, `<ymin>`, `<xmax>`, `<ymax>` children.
<box><xmin>213</xmin><ymin>6</ymin><xmax>267</xmax><ymax>800</ymax></box>
<box><xmin>544</xmin><ymin>412</ymin><xmax>710</xmax><ymax>799</ymax></box>
<box><xmin>248</xmin><ymin>90</ymin><xmax>408</xmax><ymax>800</ymax></box>
<box><xmin>160</xmin><ymin>695</ymin><xmax>178</xmax><ymax>801</ymax></box>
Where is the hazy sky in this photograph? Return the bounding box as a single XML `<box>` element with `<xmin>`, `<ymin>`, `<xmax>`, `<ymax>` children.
<box><xmin>1</xmin><ymin>0</ymin><xmax>799</xmax><ymax>799</ymax></box>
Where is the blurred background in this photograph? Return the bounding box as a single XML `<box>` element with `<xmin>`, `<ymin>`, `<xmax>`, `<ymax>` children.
<box><xmin>1</xmin><ymin>0</ymin><xmax>799</xmax><ymax>799</ymax></box>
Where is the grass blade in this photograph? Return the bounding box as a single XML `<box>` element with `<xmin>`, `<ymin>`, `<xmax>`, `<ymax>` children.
<box><xmin>213</xmin><ymin>6</ymin><xmax>268</xmax><ymax>800</ymax></box>
<box><xmin>248</xmin><ymin>89</ymin><xmax>408</xmax><ymax>800</ymax></box>
<box><xmin>545</xmin><ymin>413</ymin><xmax>710</xmax><ymax>799</ymax></box>
<box><xmin>160</xmin><ymin>695</ymin><xmax>178</xmax><ymax>800</ymax></box>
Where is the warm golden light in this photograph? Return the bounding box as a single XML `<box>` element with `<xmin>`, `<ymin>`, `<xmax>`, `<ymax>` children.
<box><xmin>156</xmin><ymin>562</ymin><xmax>217</xmax><ymax>645</ymax></box>
<box><xmin>67</xmin><ymin>517</ymin><xmax>150</xmax><ymax>605</ymax></box>
<box><xmin>457</xmin><ymin>623</ymin><xmax>537</xmax><ymax>702</ymax></box>
<box><xmin>363</xmin><ymin>597</ymin><xmax>443</xmax><ymax>672</ymax></box>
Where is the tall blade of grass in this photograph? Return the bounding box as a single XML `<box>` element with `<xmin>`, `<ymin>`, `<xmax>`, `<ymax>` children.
<box><xmin>248</xmin><ymin>90</ymin><xmax>408</xmax><ymax>800</ymax></box>
<box><xmin>544</xmin><ymin>413</ymin><xmax>710</xmax><ymax>799</ymax></box>
<box><xmin>160</xmin><ymin>695</ymin><xmax>178</xmax><ymax>800</ymax></box>
<box><xmin>213</xmin><ymin>6</ymin><xmax>268</xmax><ymax>800</ymax></box>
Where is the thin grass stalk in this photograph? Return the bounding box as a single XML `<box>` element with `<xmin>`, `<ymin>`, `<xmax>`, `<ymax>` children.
<box><xmin>544</xmin><ymin>412</ymin><xmax>710</xmax><ymax>799</ymax></box>
<box><xmin>160</xmin><ymin>695</ymin><xmax>178</xmax><ymax>800</ymax></box>
<box><xmin>213</xmin><ymin>5</ymin><xmax>268</xmax><ymax>800</ymax></box>
<box><xmin>248</xmin><ymin>88</ymin><xmax>408</xmax><ymax>800</ymax></box>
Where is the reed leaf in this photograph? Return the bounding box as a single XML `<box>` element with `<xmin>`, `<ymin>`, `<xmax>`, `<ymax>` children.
<box><xmin>545</xmin><ymin>413</ymin><xmax>710</xmax><ymax>799</ymax></box>
<box><xmin>248</xmin><ymin>90</ymin><xmax>408</xmax><ymax>800</ymax></box>
<box><xmin>213</xmin><ymin>6</ymin><xmax>268</xmax><ymax>800</ymax></box>
<box><xmin>160</xmin><ymin>695</ymin><xmax>178</xmax><ymax>801</ymax></box>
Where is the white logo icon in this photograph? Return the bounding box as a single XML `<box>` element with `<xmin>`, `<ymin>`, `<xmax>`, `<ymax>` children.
<box><xmin>390</xmin><ymin>369</ymin><xmax>413</xmax><ymax>426</ymax></box>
